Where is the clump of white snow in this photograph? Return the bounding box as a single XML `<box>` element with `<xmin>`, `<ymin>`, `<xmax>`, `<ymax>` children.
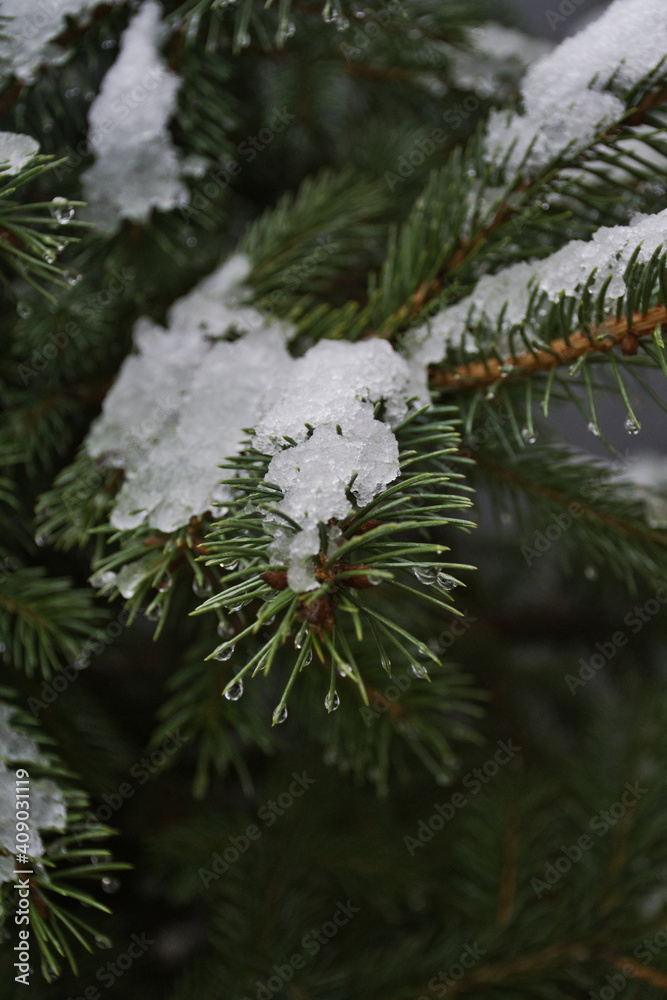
<box><xmin>403</xmin><ymin>206</ymin><xmax>667</xmax><ymax>383</ymax></box>
<box><xmin>0</xmin><ymin>0</ymin><xmax>122</xmax><ymax>82</ymax></box>
<box><xmin>618</xmin><ymin>452</ymin><xmax>667</xmax><ymax>528</ymax></box>
<box><xmin>0</xmin><ymin>703</ymin><xmax>66</xmax><ymax>881</ymax></box>
<box><xmin>485</xmin><ymin>0</ymin><xmax>667</xmax><ymax>175</ymax></box>
<box><xmin>254</xmin><ymin>339</ymin><xmax>410</xmax><ymax>589</ymax></box>
<box><xmin>87</xmin><ymin>254</ymin><xmax>296</xmax><ymax>533</ymax></box>
<box><xmin>87</xmin><ymin>263</ymin><xmax>413</xmax><ymax>592</ymax></box>
<box><xmin>0</xmin><ymin>130</ymin><xmax>39</xmax><ymax>175</ymax></box>
<box><xmin>81</xmin><ymin>1</ymin><xmax>188</xmax><ymax>231</ymax></box>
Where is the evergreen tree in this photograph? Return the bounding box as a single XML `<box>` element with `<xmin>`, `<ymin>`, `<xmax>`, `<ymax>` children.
<box><xmin>2</xmin><ymin>0</ymin><xmax>667</xmax><ymax>997</ymax></box>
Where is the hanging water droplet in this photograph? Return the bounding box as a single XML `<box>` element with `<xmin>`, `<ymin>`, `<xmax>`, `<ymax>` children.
<box><xmin>217</xmin><ymin>620</ymin><xmax>233</xmax><ymax>638</ymax></box>
<box><xmin>541</xmin><ymin>202</ymin><xmax>550</xmax><ymax>211</ymax></box>
<box><xmin>101</xmin><ymin>876</ymin><xmax>120</xmax><ymax>894</ymax></box>
<box><xmin>304</xmin><ymin>648</ymin><xmax>313</xmax><ymax>666</ymax></box>
<box><xmin>411</xmin><ymin>662</ymin><xmax>429</xmax><ymax>679</ymax></box>
<box><xmin>50</xmin><ymin>197</ymin><xmax>74</xmax><ymax>224</ymax></box>
<box><xmin>222</xmin><ymin>560</ymin><xmax>239</xmax><ymax>571</ymax></box>
<box><xmin>325</xmin><ymin>691</ymin><xmax>340</xmax><ymax>712</ymax></box>
<box><xmin>227</xmin><ymin>601</ymin><xmax>244</xmax><ymax>612</ymax></box>
<box><xmin>44</xmin><ymin>248</ymin><xmax>57</xmax><ymax>263</ymax></box>
<box><xmin>90</xmin><ymin>570</ymin><xmax>117</xmax><ymax>589</ymax></box>
<box><xmin>521</xmin><ymin>427</ymin><xmax>537</xmax><ymax>445</ymax></box>
<box><xmin>587</xmin><ymin>421</ymin><xmax>600</xmax><ymax>437</ymax></box>
<box><xmin>584</xmin><ymin>565</ymin><xmax>598</xmax><ymax>581</ymax></box>
<box><xmin>95</xmin><ymin>936</ymin><xmax>112</xmax><ymax>950</ymax></box>
<box><xmin>64</xmin><ymin>271</ymin><xmax>82</xmax><ymax>286</ymax></box>
<box><xmin>224</xmin><ymin>679</ymin><xmax>244</xmax><ymax>701</ymax></box>
<box><xmin>213</xmin><ymin>646</ymin><xmax>234</xmax><ymax>661</ymax></box>
<box><xmin>337</xmin><ymin>662</ymin><xmax>352</xmax><ymax>678</ymax></box>
<box><xmin>34</xmin><ymin>533</ymin><xmax>47</xmax><ymax>547</ymax></box>
<box><xmin>276</xmin><ymin>19</ymin><xmax>296</xmax><ymax>42</ymax></box>
<box><xmin>101</xmin><ymin>38</ymin><xmax>116</xmax><ymax>49</ymax></box>
<box><xmin>485</xmin><ymin>386</ymin><xmax>496</xmax><ymax>401</ymax></box>
<box><xmin>157</xmin><ymin>573</ymin><xmax>173</xmax><ymax>591</ymax></box>
<box><xmin>273</xmin><ymin>705</ymin><xmax>288</xmax><ymax>725</ymax></box>
<box><xmin>16</xmin><ymin>300</ymin><xmax>32</xmax><ymax>319</ymax></box>
<box><xmin>145</xmin><ymin>606</ymin><xmax>161</xmax><ymax>622</ymax></box>
<box><xmin>624</xmin><ymin>416</ymin><xmax>640</xmax><ymax>435</ymax></box>
<box><xmin>466</xmin><ymin>168</ymin><xmax>477</xmax><ymax>178</ymax></box>
<box><xmin>435</xmin><ymin>572</ymin><xmax>458</xmax><ymax>592</ymax></box>
<box><xmin>239</xmin><ymin>31</ymin><xmax>251</xmax><ymax>47</ymax></box>
<box><xmin>412</xmin><ymin>565</ymin><xmax>438</xmax><ymax>585</ymax></box>
<box><xmin>192</xmin><ymin>577</ymin><xmax>212</xmax><ymax>598</ymax></box>
<box><xmin>366</xmin><ymin>573</ymin><xmax>383</xmax><ymax>586</ymax></box>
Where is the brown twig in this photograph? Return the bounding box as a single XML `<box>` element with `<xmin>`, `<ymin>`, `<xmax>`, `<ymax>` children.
<box><xmin>431</xmin><ymin>305</ymin><xmax>667</xmax><ymax>393</ymax></box>
<box><xmin>608</xmin><ymin>954</ymin><xmax>667</xmax><ymax>990</ymax></box>
<box><xmin>375</xmin><ymin>85</ymin><xmax>667</xmax><ymax>337</ymax></box>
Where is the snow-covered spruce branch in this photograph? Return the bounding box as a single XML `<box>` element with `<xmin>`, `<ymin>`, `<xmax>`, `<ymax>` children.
<box><xmin>430</xmin><ymin>306</ymin><xmax>667</xmax><ymax>393</ymax></box>
<box><xmin>401</xmin><ymin>195</ymin><xmax>667</xmax><ymax>407</ymax></box>
<box><xmin>27</xmin><ymin>0</ymin><xmax>667</xmax><ymax>724</ymax></box>
<box><xmin>372</xmin><ymin>0</ymin><xmax>667</xmax><ymax>339</ymax></box>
